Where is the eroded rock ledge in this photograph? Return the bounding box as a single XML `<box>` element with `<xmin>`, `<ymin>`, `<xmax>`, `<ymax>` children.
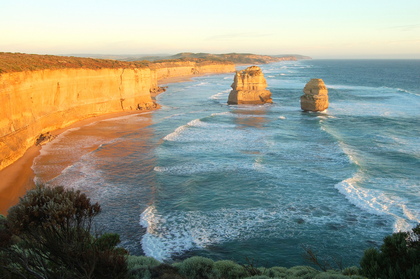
<box><xmin>227</xmin><ymin>66</ymin><xmax>272</xmax><ymax>105</ymax></box>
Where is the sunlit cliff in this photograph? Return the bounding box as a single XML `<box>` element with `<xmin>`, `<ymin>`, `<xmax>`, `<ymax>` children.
<box><xmin>0</xmin><ymin>53</ymin><xmax>235</xmax><ymax>170</ymax></box>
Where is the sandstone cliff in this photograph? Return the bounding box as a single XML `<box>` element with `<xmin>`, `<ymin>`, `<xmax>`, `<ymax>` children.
<box><xmin>300</xmin><ymin>78</ymin><xmax>329</xmax><ymax>111</ymax></box>
<box><xmin>0</xmin><ymin>55</ymin><xmax>235</xmax><ymax>170</ymax></box>
<box><xmin>149</xmin><ymin>61</ymin><xmax>235</xmax><ymax>81</ymax></box>
<box><xmin>227</xmin><ymin>66</ymin><xmax>273</xmax><ymax>105</ymax></box>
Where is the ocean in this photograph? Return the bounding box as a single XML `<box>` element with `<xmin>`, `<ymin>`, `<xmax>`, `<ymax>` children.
<box><xmin>32</xmin><ymin>59</ymin><xmax>420</xmax><ymax>268</ymax></box>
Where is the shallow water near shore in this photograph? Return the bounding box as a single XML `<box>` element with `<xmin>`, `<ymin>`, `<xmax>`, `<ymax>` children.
<box><xmin>33</xmin><ymin>60</ymin><xmax>420</xmax><ymax>267</ymax></box>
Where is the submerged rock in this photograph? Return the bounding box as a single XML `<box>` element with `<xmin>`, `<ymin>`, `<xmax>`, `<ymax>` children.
<box><xmin>227</xmin><ymin>66</ymin><xmax>273</xmax><ymax>105</ymax></box>
<box><xmin>300</xmin><ymin>78</ymin><xmax>329</xmax><ymax>111</ymax></box>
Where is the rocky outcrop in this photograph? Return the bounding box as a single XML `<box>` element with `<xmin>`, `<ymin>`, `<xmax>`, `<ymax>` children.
<box><xmin>300</xmin><ymin>79</ymin><xmax>329</xmax><ymax>111</ymax></box>
<box><xmin>0</xmin><ymin>61</ymin><xmax>235</xmax><ymax>170</ymax></box>
<box><xmin>227</xmin><ymin>66</ymin><xmax>272</xmax><ymax>105</ymax></box>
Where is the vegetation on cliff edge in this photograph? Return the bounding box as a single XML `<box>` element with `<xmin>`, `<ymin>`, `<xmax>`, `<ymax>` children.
<box><xmin>0</xmin><ymin>52</ymin><xmax>233</xmax><ymax>74</ymax></box>
<box><xmin>0</xmin><ymin>52</ymin><xmax>308</xmax><ymax>74</ymax></box>
<box><xmin>1</xmin><ymin>185</ymin><xmax>419</xmax><ymax>279</ymax></box>
<box><xmin>0</xmin><ymin>52</ymin><xmax>151</xmax><ymax>74</ymax></box>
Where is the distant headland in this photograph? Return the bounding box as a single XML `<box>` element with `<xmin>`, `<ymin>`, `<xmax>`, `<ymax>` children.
<box><xmin>64</xmin><ymin>52</ymin><xmax>312</xmax><ymax>64</ymax></box>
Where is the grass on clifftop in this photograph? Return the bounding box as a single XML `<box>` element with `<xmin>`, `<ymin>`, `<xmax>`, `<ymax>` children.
<box><xmin>0</xmin><ymin>52</ymin><xmax>304</xmax><ymax>74</ymax></box>
<box><xmin>0</xmin><ymin>52</ymin><xmax>234</xmax><ymax>74</ymax></box>
<box><xmin>0</xmin><ymin>52</ymin><xmax>151</xmax><ymax>74</ymax></box>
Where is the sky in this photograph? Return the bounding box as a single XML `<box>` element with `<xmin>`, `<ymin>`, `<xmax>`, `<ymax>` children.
<box><xmin>1</xmin><ymin>0</ymin><xmax>420</xmax><ymax>59</ymax></box>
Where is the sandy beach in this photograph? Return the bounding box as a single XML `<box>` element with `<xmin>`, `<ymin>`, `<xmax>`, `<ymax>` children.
<box><xmin>0</xmin><ymin>109</ymin><xmax>159</xmax><ymax>215</ymax></box>
<box><xmin>0</xmin><ymin>146</ymin><xmax>40</xmax><ymax>215</ymax></box>
<box><xmin>0</xmin><ymin>76</ymin><xmax>194</xmax><ymax>215</ymax></box>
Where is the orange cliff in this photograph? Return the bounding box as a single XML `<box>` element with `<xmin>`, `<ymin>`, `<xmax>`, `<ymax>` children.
<box><xmin>0</xmin><ymin>60</ymin><xmax>235</xmax><ymax>170</ymax></box>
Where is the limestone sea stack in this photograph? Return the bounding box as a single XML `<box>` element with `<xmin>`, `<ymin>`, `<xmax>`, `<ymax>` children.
<box><xmin>300</xmin><ymin>78</ymin><xmax>329</xmax><ymax>111</ymax></box>
<box><xmin>227</xmin><ymin>66</ymin><xmax>273</xmax><ymax>105</ymax></box>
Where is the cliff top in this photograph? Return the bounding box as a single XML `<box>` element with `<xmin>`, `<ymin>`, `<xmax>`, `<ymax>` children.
<box><xmin>237</xmin><ymin>65</ymin><xmax>263</xmax><ymax>76</ymax></box>
<box><xmin>0</xmin><ymin>52</ymin><xmax>153</xmax><ymax>74</ymax></box>
<box><xmin>0</xmin><ymin>52</ymin><xmax>237</xmax><ymax>74</ymax></box>
<box><xmin>0</xmin><ymin>52</ymin><xmax>310</xmax><ymax>74</ymax></box>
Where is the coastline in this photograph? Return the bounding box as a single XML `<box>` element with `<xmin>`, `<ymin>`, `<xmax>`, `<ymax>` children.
<box><xmin>0</xmin><ymin>75</ymin><xmax>200</xmax><ymax>215</ymax></box>
<box><xmin>0</xmin><ymin>145</ymin><xmax>40</xmax><ymax>215</ymax></box>
<box><xmin>0</xmin><ymin>109</ymin><xmax>157</xmax><ymax>215</ymax></box>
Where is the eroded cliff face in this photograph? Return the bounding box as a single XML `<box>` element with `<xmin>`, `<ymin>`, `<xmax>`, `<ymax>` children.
<box><xmin>300</xmin><ymin>78</ymin><xmax>329</xmax><ymax>111</ymax></box>
<box><xmin>0</xmin><ymin>68</ymin><xmax>156</xmax><ymax>170</ymax></box>
<box><xmin>227</xmin><ymin>66</ymin><xmax>273</xmax><ymax>105</ymax></box>
<box><xmin>150</xmin><ymin>61</ymin><xmax>235</xmax><ymax>81</ymax></box>
<box><xmin>0</xmin><ymin>62</ymin><xmax>235</xmax><ymax>170</ymax></box>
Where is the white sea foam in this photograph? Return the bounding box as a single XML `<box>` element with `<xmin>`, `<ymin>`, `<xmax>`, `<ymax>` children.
<box><xmin>139</xmin><ymin>205</ymin><xmax>325</xmax><ymax>261</ymax></box>
<box><xmin>162</xmin><ymin>116</ymin><xmax>241</xmax><ymax>142</ymax></box>
<box><xmin>163</xmin><ymin>124</ymin><xmax>189</xmax><ymax>141</ymax></box>
<box><xmin>191</xmin><ymin>81</ymin><xmax>209</xmax><ymax>87</ymax></box>
<box><xmin>394</xmin><ymin>87</ymin><xmax>420</xmax><ymax>97</ymax></box>
<box><xmin>209</xmin><ymin>89</ymin><xmax>230</xmax><ymax>100</ymax></box>
<box><xmin>335</xmin><ymin>173</ymin><xmax>389</xmax><ymax>216</ymax></box>
<box><xmin>36</xmin><ymin>127</ymin><xmax>80</xmax><ymax>156</ymax></box>
<box><xmin>139</xmin><ymin>197</ymin><xmax>365</xmax><ymax>261</ymax></box>
<box><xmin>335</xmin><ymin>173</ymin><xmax>420</xmax><ymax>232</ymax></box>
<box><xmin>154</xmin><ymin>163</ymin><xmax>223</xmax><ymax>175</ymax></box>
<box><xmin>210</xmin><ymin>111</ymin><xmax>231</xmax><ymax>117</ymax></box>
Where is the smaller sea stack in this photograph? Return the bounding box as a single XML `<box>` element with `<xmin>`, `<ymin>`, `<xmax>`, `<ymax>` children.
<box><xmin>300</xmin><ymin>78</ymin><xmax>329</xmax><ymax>111</ymax></box>
<box><xmin>227</xmin><ymin>66</ymin><xmax>272</xmax><ymax>105</ymax></box>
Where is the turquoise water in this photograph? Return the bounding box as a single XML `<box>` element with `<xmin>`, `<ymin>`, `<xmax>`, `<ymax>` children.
<box><xmin>33</xmin><ymin>60</ymin><xmax>420</xmax><ymax>267</ymax></box>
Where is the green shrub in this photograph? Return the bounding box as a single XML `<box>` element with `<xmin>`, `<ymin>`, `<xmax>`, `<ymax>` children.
<box><xmin>214</xmin><ymin>260</ymin><xmax>248</xmax><ymax>278</ymax></box>
<box><xmin>127</xmin><ymin>255</ymin><xmax>162</xmax><ymax>279</ymax></box>
<box><xmin>263</xmin><ymin>266</ymin><xmax>288</xmax><ymax>277</ymax></box>
<box><xmin>360</xmin><ymin>224</ymin><xmax>420</xmax><ymax>279</ymax></box>
<box><xmin>128</xmin><ymin>255</ymin><xmax>161</xmax><ymax>270</ymax></box>
<box><xmin>0</xmin><ymin>185</ymin><xmax>127</xmax><ymax>279</ymax></box>
<box><xmin>286</xmin><ymin>266</ymin><xmax>319</xmax><ymax>279</ymax></box>
<box><xmin>314</xmin><ymin>271</ymin><xmax>352</xmax><ymax>279</ymax></box>
<box><xmin>341</xmin><ymin>266</ymin><xmax>360</xmax><ymax>276</ymax></box>
<box><xmin>150</xmin><ymin>263</ymin><xmax>185</xmax><ymax>279</ymax></box>
<box><xmin>243</xmin><ymin>276</ymin><xmax>271</xmax><ymax>279</ymax></box>
<box><xmin>177</xmin><ymin>256</ymin><xmax>220</xmax><ymax>279</ymax></box>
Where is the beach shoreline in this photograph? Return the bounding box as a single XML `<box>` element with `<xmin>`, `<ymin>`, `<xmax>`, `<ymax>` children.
<box><xmin>0</xmin><ymin>109</ymin><xmax>160</xmax><ymax>215</ymax></box>
<box><xmin>0</xmin><ymin>75</ymin><xmax>199</xmax><ymax>215</ymax></box>
<box><xmin>0</xmin><ymin>145</ymin><xmax>40</xmax><ymax>215</ymax></box>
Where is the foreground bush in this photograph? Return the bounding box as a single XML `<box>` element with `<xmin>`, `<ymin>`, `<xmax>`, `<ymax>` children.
<box><xmin>0</xmin><ymin>185</ymin><xmax>127</xmax><ymax>279</ymax></box>
<box><xmin>127</xmin><ymin>255</ymin><xmax>161</xmax><ymax>279</ymax></box>
<box><xmin>125</xmin><ymin>255</ymin><xmax>364</xmax><ymax>279</ymax></box>
<box><xmin>360</xmin><ymin>224</ymin><xmax>420</xmax><ymax>279</ymax></box>
<box><xmin>7</xmin><ymin>184</ymin><xmax>420</xmax><ymax>278</ymax></box>
<box><xmin>177</xmin><ymin>256</ymin><xmax>220</xmax><ymax>279</ymax></box>
<box><xmin>214</xmin><ymin>260</ymin><xmax>248</xmax><ymax>279</ymax></box>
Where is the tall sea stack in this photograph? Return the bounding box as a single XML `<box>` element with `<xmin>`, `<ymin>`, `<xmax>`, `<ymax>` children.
<box><xmin>300</xmin><ymin>78</ymin><xmax>329</xmax><ymax>111</ymax></box>
<box><xmin>227</xmin><ymin>66</ymin><xmax>272</xmax><ymax>105</ymax></box>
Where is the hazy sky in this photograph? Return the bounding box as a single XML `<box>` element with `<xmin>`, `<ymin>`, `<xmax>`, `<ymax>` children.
<box><xmin>1</xmin><ymin>0</ymin><xmax>419</xmax><ymax>58</ymax></box>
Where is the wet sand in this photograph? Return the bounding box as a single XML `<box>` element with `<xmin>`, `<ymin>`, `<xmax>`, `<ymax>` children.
<box><xmin>0</xmin><ymin>110</ymin><xmax>156</xmax><ymax>215</ymax></box>
<box><xmin>0</xmin><ymin>146</ymin><xmax>40</xmax><ymax>215</ymax></box>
